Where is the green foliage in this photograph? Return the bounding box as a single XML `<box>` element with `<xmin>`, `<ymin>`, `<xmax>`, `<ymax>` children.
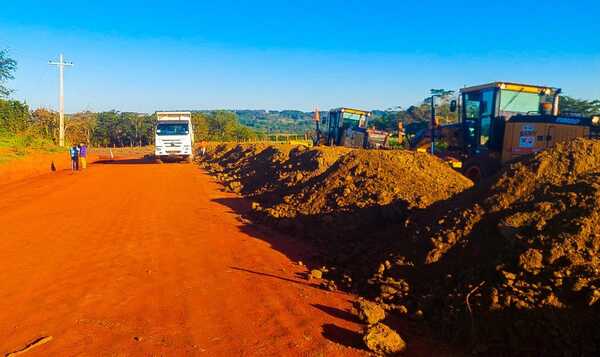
<box><xmin>0</xmin><ymin>128</ymin><xmax>60</xmax><ymax>163</ymax></box>
<box><xmin>560</xmin><ymin>96</ymin><xmax>600</xmax><ymax>116</ymax></box>
<box><xmin>93</xmin><ymin>111</ymin><xmax>155</xmax><ymax>147</ymax></box>
<box><xmin>0</xmin><ymin>49</ymin><xmax>17</xmax><ymax>98</ymax></box>
<box><xmin>31</xmin><ymin>108</ymin><xmax>59</xmax><ymax>142</ymax></box>
<box><xmin>191</xmin><ymin>112</ymin><xmax>210</xmax><ymax>140</ymax></box>
<box><xmin>235</xmin><ymin>110</ymin><xmax>314</xmax><ymax>134</ymax></box>
<box><xmin>194</xmin><ymin>110</ymin><xmax>261</xmax><ymax>141</ymax></box>
<box><xmin>0</xmin><ymin>99</ymin><xmax>30</xmax><ymax>133</ymax></box>
<box><xmin>67</xmin><ymin>111</ymin><xmax>97</xmax><ymax>145</ymax></box>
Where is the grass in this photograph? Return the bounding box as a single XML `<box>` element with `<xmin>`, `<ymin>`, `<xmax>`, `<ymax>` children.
<box><xmin>0</xmin><ymin>132</ymin><xmax>63</xmax><ymax>164</ymax></box>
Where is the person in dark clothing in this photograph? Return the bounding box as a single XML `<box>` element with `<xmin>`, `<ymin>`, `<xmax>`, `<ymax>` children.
<box><xmin>70</xmin><ymin>144</ymin><xmax>79</xmax><ymax>171</ymax></box>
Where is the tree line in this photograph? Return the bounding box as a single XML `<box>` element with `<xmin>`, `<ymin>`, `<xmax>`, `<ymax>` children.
<box><xmin>0</xmin><ymin>101</ymin><xmax>265</xmax><ymax>147</ymax></box>
<box><xmin>2</xmin><ymin>96</ymin><xmax>597</xmax><ymax>148</ymax></box>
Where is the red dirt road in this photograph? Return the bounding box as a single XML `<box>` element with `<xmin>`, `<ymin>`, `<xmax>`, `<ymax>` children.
<box><xmin>0</xmin><ymin>159</ymin><xmax>366</xmax><ymax>356</ymax></box>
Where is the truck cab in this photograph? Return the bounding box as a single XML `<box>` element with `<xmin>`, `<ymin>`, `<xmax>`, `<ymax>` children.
<box><xmin>154</xmin><ymin>111</ymin><xmax>195</xmax><ymax>162</ymax></box>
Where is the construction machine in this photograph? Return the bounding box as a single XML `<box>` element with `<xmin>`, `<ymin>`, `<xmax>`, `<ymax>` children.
<box><xmin>315</xmin><ymin>107</ymin><xmax>390</xmax><ymax>148</ymax></box>
<box><xmin>413</xmin><ymin>82</ymin><xmax>600</xmax><ymax>182</ymax></box>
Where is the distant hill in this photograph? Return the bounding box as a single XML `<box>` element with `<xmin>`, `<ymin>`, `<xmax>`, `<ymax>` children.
<box><xmin>190</xmin><ymin>107</ymin><xmax>433</xmax><ymax>135</ymax></box>
<box><xmin>194</xmin><ymin>110</ymin><xmax>317</xmax><ymax>134</ymax></box>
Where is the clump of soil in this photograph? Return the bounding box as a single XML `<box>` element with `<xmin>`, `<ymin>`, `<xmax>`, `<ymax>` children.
<box><xmin>363</xmin><ymin>322</ymin><xmax>407</xmax><ymax>355</ymax></box>
<box><xmin>354</xmin><ymin>298</ymin><xmax>386</xmax><ymax>325</ymax></box>
<box><xmin>371</xmin><ymin>138</ymin><xmax>600</xmax><ymax>355</ymax></box>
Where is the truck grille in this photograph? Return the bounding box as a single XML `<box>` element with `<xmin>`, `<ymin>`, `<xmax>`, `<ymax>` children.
<box><xmin>160</xmin><ymin>139</ymin><xmax>183</xmax><ymax>147</ymax></box>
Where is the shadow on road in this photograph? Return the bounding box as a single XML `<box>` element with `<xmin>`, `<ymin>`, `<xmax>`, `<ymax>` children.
<box><xmin>311</xmin><ymin>304</ymin><xmax>361</xmax><ymax>324</ymax></box>
<box><xmin>94</xmin><ymin>158</ymin><xmax>159</xmax><ymax>165</ymax></box>
<box><xmin>229</xmin><ymin>266</ymin><xmax>320</xmax><ymax>290</ymax></box>
<box><xmin>213</xmin><ymin>196</ymin><xmax>373</xmax><ymax>351</ymax></box>
<box><xmin>321</xmin><ymin>323</ymin><xmax>366</xmax><ymax>350</ymax></box>
<box><xmin>212</xmin><ymin>196</ymin><xmax>322</xmax><ymax>266</ymax></box>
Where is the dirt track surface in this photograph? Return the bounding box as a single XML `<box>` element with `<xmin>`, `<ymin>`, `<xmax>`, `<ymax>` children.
<box><xmin>0</xmin><ymin>158</ymin><xmax>367</xmax><ymax>356</ymax></box>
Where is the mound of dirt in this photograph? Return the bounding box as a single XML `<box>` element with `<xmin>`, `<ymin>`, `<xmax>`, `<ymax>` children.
<box><xmin>202</xmin><ymin>144</ymin><xmax>350</xmax><ymax>198</ymax></box>
<box><xmin>253</xmin><ymin>149</ymin><xmax>473</xmax><ymax>273</ymax></box>
<box><xmin>371</xmin><ymin>138</ymin><xmax>600</xmax><ymax>355</ymax></box>
<box><xmin>263</xmin><ymin>149</ymin><xmax>472</xmax><ymax>216</ymax></box>
<box><xmin>203</xmin><ymin>144</ymin><xmax>473</xmax><ymax>279</ymax></box>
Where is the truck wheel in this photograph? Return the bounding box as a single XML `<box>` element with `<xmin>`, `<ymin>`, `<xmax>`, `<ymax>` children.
<box><xmin>464</xmin><ymin>164</ymin><xmax>482</xmax><ymax>183</ymax></box>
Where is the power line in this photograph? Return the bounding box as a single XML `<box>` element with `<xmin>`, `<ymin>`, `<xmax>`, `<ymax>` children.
<box><xmin>48</xmin><ymin>53</ymin><xmax>74</xmax><ymax>147</ymax></box>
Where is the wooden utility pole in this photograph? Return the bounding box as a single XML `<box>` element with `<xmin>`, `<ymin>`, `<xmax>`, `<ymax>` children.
<box><xmin>49</xmin><ymin>54</ymin><xmax>73</xmax><ymax>147</ymax></box>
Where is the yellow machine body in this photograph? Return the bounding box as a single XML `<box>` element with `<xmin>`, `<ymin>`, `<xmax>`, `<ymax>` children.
<box><xmin>501</xmin><ymin>121</ymin><xmax>590</xmax><ymax>164</ymax></box>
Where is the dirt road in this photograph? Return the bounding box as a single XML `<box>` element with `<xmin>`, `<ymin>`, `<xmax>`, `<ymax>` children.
<box><xmin>0</xmin><ymin>158</ymin><xmax>366</xmax><ymax>356</ymax></box>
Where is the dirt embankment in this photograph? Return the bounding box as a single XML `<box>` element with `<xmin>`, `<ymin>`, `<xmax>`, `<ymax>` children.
<box><xmin>203</xmin><ymin>140</ymin><xmax>600</xmax><ymax>355</ymax></box>
<box><xmin>201</xmin><ymin>143</ymin><xmax>473</xmax><ymax>352</ymax></box>
<box><xmin>202</xmin><ymin>144</ymin><xmax>471</xmax><ymax>248</ymax></box>
<box><xmin>370</xmin><ymin>138</ymin><xmax>600</xmax><ymax>355</ymax></box>
<box><xmin>203</xmin><ymin>143</ymin><xmax>352</xmax><ymax>198</ymax></box>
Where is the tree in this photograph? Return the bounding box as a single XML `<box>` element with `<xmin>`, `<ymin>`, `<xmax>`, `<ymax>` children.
<box><xmin>192</xmin><ymin>112</ymin><xmax>210</xmax><ymax>141</ymax></box>
<box><xmin>93</xmin><ymin>111</ymin><xmax>120</xmax><ymax>146</ymax></box>
<box><xmin>208</xmin><ymin>111</ymin><xmax>239</xmax><ymax>141</ymax></box>
<box><xmin>0</xmin><ymin>99</ymin><xmax>29</xmax><ymax>133</ymax></box>
<box><xmin>560</xmin><ymin>96</ymin><xmax>600</xmax><ymax>116</ymax></box>
<box><xmin>66</xmin><ymin>111</ymin><xmax>97</xmax><ymax>145</ymax></box>
<box><xmin>31</xmin><ymin>108</ymin><xmax>59</xmax><ymax>142</ymax></box>
<box><xmin>0</xmin><ymin>50</ymin><xmax>17</xmax><ymax>98</ymax></box>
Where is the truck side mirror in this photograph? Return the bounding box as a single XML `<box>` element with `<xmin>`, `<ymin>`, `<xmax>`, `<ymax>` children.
<box><xmin>450</xmin><ymin>100</ymin><xmax>457</xmax><ymax>112</ymax></box>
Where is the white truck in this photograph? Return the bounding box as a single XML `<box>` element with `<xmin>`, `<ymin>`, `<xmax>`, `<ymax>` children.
<box><xmin>154</xmin><ymin>111</ymin><xmax>195</xmax><ymax>162</ymax></box>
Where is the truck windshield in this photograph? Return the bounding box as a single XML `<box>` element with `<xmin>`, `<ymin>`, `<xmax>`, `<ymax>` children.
<box><xmin>156</xmin><ymin>123</ymin><xmax>189</xmax><ymax>136</ymax></box>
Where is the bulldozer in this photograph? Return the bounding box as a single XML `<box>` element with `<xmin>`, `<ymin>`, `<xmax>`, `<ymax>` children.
<box><xmin>315</xmin><ymin>107</ymin><xmax>390</xmax><ymax>149</ymax></box>
<box><xmin>413</xmin><ymin>82</ymin><xmax>600</xmax><ymax>182</ymax></box>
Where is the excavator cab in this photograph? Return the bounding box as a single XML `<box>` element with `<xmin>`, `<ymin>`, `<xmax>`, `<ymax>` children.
<box><xmin>317</xmin><ymin>108</ymin><xmax>372</xmax><ymax>148</ymax></box>
<box><xmin>452</xmin><ymin>82</ymin><xmax>593</xmax><ymax>181</ymax></box>
<box><xmin>458</xmin><ymin>82</ymin><xmax>560</xmax><ymax>155</ymax></box>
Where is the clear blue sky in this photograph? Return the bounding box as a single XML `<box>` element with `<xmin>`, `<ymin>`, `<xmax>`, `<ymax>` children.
<box><xmin>1</xmin><ymin>0</ymin><xmax>598</xmax><ymax>113</ymax></box>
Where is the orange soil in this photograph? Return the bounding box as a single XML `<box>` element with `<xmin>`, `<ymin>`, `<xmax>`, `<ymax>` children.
<box><xmin>0</xmin><ymin>151</ymin><xmax>75</xmax><ymax>185</ymax></box>
<box><xmin>0</xmin><ymin>147</ymin><xmax>152</xmax><ymax>186</ymax></box>
<box><xmin>0</xmin><ymin>157</ymin><xmax>368</xmax><ymax>356</ymax></box>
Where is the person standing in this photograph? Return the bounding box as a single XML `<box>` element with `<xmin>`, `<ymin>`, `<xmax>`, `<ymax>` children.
<box><xmin>79</xmin><ymin>142</ymin><xmax>88</xmax><ymax>169</ymax></box>
<box><xmin>69</xmin><ymin>144</ymin><xmax>79</xmax><ymax>171</ymax></box>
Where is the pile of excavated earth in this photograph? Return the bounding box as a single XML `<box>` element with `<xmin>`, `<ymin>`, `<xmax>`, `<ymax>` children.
<box><xmin>370</xmin><ymin>138</ymin><xmax>600</xmax><ymax>355</ymax></box>
<box><xmin>201</xmin><ymin>139</ymin><xmax>600</xmax><ymax>356</ymax></box>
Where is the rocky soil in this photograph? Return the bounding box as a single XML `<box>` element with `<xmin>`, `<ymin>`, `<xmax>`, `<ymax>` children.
<box><xmin>370</xmin><ymin>138</ymin><xmax>600</xmax><ymax>355</ymax></box>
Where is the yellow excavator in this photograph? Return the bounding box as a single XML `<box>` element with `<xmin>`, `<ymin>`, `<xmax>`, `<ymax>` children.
<box><xmin>412</xmin><ymin>82</ymin><xmax>600</xmax><ymax>181</ymax></box>
<box><xmin>315</xmin><ymin>107</ymin><xmax>390</xmax><ymax>148</ymax></box>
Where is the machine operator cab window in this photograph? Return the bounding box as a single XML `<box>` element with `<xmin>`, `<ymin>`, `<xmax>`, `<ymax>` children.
<box><xmin>342</xmin><ymin>111</ymin><xmax>368</xmax><ymax>129</ymax></box>
<box><xmin>462</xmin><ymin>88</ymin><xmax>494</xmax><ymax>150</ymax></box>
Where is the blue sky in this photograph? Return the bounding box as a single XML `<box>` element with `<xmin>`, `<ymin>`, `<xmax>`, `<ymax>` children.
<box><xmin>1</xmin><ymin>0</ymin><xmax>599</xmax><ymax>113</ymax></box>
